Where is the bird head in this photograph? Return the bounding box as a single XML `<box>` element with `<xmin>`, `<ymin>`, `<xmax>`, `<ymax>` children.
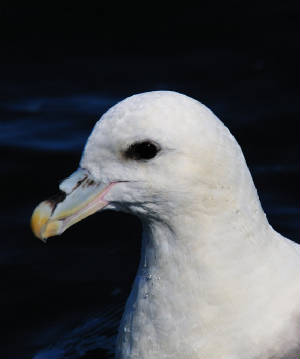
<box><xmin>31</xmin><ymin>91</ymin><xmax>246</xmax><ymax>242</ymax></box>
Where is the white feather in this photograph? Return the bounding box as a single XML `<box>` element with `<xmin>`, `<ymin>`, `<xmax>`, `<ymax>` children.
<box><xmin>79</xmin><ymin>91</ymin><xmax>300</xmax><ymax>358</ymax></box>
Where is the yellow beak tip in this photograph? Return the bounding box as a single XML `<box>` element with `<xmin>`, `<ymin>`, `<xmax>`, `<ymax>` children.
<box><xmin>31</xmin><ymin>201</ymin><xmax>53</xmax><ymax>241</ymax></box>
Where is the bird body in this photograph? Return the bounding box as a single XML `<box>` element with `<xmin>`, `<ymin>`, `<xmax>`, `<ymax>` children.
<box><xmin>31</xmin><ymin>91</ymin><xmax>300</xmax><ymax>358</ymax></box>
<box><xmin>116</xmin><ymin>223</ymin><xmax>299</xmax><ymax>358</ymax></box>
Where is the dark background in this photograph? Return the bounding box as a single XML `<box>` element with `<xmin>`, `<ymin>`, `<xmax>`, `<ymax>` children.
<box><xmin>0</xmin><ymin>3</ymin><xmax>299</xmax><ymax>358</ymax></box>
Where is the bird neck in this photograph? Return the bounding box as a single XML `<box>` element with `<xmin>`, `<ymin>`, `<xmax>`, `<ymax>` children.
<box><xmin>139</xmin><ymin>177</ymin><xmax>271</xmax><ymax>281</ymax></box>
<box><xmin>116</xmin><ymin>207</ymin><xmax>273</xmax><ymax>357</ymax></box>
<box><xmin>116</xmin><ymin>184</ymin><xmax>298</xmax><ymax>358</ymax></box>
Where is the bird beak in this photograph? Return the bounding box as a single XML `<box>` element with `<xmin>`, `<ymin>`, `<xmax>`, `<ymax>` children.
<box><xmin>31</xmin><ymin>168</ymin><xmax>113</xmax><ymax>242</ymax></box>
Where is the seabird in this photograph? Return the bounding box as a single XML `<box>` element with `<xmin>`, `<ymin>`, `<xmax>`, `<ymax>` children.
<box><xmin>31</xmin><ymin>91</ymin><xmax>300</xmax><ymax>359</ymax></box>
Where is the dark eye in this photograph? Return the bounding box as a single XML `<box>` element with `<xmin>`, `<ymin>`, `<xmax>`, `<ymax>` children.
<box><xmin>125</xmin><ymin>141</ymin><xmax>160</xmax><ymax>160</ymax></box>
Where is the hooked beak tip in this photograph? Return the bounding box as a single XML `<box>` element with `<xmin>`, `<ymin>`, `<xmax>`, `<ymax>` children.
<box><xmin>30</xmin><ymin>201</ymin><xmax>53</xmax><ymax>242</ymax></box>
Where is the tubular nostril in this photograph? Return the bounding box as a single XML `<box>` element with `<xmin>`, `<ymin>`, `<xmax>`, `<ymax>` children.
<box><xmin>59</xmin><ymin>168</ymin><xmax>90</xmax><ymax>194</ymax></box>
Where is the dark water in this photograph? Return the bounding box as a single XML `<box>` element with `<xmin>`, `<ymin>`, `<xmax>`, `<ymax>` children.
<box><xmin>1</xmin><ymin>3</ymin><xmax>299</xmax><ymax>358</ymax></box>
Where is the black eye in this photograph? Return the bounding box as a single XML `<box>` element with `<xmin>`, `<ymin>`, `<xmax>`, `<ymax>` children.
<box><xmin>125</xmin><ymin>141</ymin><xmax>160</xmax><ymax>160</ymax></box>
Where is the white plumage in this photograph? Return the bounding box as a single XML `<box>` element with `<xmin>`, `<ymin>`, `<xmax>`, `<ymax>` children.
<box><xmin>33</xmin><ymin>91</ymin><xmax>300</xmax><ymax>358</ymax></box>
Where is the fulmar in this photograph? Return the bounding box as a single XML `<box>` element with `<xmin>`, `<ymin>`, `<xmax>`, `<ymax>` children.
<box><xmin>31</xmin><ymin>91</ymin><xmax>300</xmax><ymax>359</ymax></box>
